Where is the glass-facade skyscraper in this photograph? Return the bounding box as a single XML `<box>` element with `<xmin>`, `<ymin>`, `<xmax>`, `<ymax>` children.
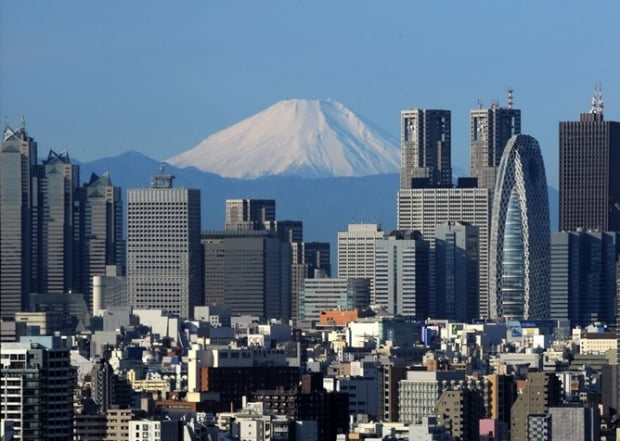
<box><xmin>489</xmin><ymin>134</ymin><xmax>550</xmax><ymax>319</ymax></box>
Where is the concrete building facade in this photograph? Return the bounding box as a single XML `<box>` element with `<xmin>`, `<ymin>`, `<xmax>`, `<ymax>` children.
<box><xmin>337</xmin><ymin>224</ymin><xmax>385</xmax><ymax>302</ymax></box>
<box><xmin>398</xmin><ymin>187</ymin><xmax>491</xmax><ymax>318</ymax></box>
<box><xmin>374</xmin><ymin>230</ymin><xmax>429</xmax><ymax>319</ymax></box>
<box><xmin>202</xmin><ymin>231</ymin><xmax>291</xmax><ymax>320</ymax></box>
<box><xmin>127</xmin><ymin>167</ymin><xmax>202</xmax><ymax>319</ymax></box>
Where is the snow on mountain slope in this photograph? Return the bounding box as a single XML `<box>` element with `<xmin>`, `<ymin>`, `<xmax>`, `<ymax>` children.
<box><xmin>166</xmin><ymin>99</ymin><xmax>400</xmax><ymax>178</ymax></box>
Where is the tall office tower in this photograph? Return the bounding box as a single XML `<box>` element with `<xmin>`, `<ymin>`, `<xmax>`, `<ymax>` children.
<box><xmin>559</xmin><ymin>91</ymin><xmax>620</xmax><ymax>231</ymax></box>
<box><xmin>127</xmin><ymin>167</ymin><xmax>202</xmax><ymax>319</ymax></box>
<box><xmin>510</xmin><ymin>372</ymin><xmax>561</xmax><ymax>441</ymax></box>
<box><xmin>0</xmin><ymin>340</ymin><xmax>76</xmax><ymax>441</ymax></box>
<box><xmin>550</xmin><ymin>231</ymin><xmax>619</xmax><ymax>327</ymax></box>
<box><xmin>400</xmin><ymin>109</ymin><xmax>451</xmax><ymax>189</ymax></box>
<box><xmin>489</xmin><ymin>134</ymin><xmax>550</xmax><ymax>320</ymax></box>
<box><xmin>434</xmin><ymin>221</ymin><xmax>479</xmax><ymax>322</ymax></box>
<box><xmin>225</xmin><ymin>198</ymin><xmax>276</xmax><ymax>230</ymax></box>
<box><xmin>79</xmin><ymin>172</ymin><xmax>124</xmax><ymax>312</ymax></box>
<box><xmin>398</xmin><ymin>185</ymin><xmax>491</xmax><ymax>317</ymax></box>
<box><xmin>0</xmin><ymin>123</ymin><xmax>37</xmax><ymax>315</ymax></box>
<box><xmin>202</xmin><ymin>231</ymin><xmax>291</xmax><ymax>320</ymax></box>
<box><xmin>337</xmin><ymin>224</ymin><xmax>385</xmax><ymax>302</ymax></box>
<box><xmin>469</xmin><ymin>92</ymin><xmax>521</xmax><ymax>190</ymax></box>
<box><xmin>291</xmin><ymin>241</ymin><xmax>331</xmax><ymax>323</ymax></box>
<box><xmin>374</xmin><ymin>230</ymin><xmax>429</xmax><ymax>319</ymax></box>
<box><xmin>35</xmin><ymin>150</ymin><xmax>81</xmax><ymax>294</ymax></box>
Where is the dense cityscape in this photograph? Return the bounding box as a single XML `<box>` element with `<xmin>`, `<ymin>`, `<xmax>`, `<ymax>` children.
<box><xmin>1</xmin><ymin>89</ymin><xmax>619</xmax><ymax>441</ymax></box>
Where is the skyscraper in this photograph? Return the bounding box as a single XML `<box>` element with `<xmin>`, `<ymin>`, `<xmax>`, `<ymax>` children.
<box><xmin>559</xmin><ymin>92</ymin><xmax>620</xmax><ymax>231</ymax></box>
<box><xmin>79</xmin><ymin>172</ymin><xmax>124</xmax><ymax>311</ymax></box>
<box><xmin>127</xmin><ymin>166</ymin><xmax>202</xmax><ymax>319</ymax></box>
<box><xmin>0</xmin><ymin>122</ymin><xmax>37</xmax><ymax>314</ymax></box>
<box><xmin>400</xmin><ymin>109</ymin><xmax>451</xmax><ymax>189</ymax></box>
<box><xmin>35</xmin><ymin>149</ymin><xmax>80</xmax><ymax>294</ymax></box>
<box><xmin>469</xmin><ymin>94</ymin><xmax>521</xmax><ymax>190</ymax></box>
<box><xmin>489</xmin><ymin>134</ymin><xmax>550</xmax><ymax>320</ymax></box>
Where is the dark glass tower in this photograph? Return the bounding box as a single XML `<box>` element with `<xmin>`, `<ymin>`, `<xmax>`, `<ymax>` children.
<box><xmin>559</xmin><ymin>95</ymin><xmax>620</xmax><ymax>232</ymax></box>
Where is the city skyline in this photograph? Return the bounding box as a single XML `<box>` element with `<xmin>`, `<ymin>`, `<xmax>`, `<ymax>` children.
<box><xmin>2</xmin><ymin>3</ymin><xmax>620</xmax><ymax>440</ymax></box>
<box><xmin>2</xmin><ymin>2</ymin><xmax>620</xmax><ymax>189</ymax></box>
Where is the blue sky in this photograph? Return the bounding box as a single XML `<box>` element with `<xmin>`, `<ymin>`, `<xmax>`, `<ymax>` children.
<box><xmin>2</xmin><ymin>1</ymin><xmax>619</xmax><ymax>188</ymax></box>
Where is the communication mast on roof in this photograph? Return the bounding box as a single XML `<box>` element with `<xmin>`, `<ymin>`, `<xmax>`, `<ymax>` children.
<box><xmin>597</xmin><ymin>83</ymin><xmax>604</xmax><ymax>115</ymax></box>
<box><xmin>507</xmin><ymin>88</ymin><xmax>514</xmax><ymax>109</ymax></box>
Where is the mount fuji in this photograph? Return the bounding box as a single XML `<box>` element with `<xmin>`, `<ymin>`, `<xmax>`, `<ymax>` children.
<box><xmin>166</xmin><ymin>99</ymin><xmax>400</xmax><ymax>178</ymax></box>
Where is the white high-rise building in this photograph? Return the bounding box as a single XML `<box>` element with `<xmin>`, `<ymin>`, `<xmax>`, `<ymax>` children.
<box><xmin>127</xmin><ymin>167</ymin><xmax>201</xmax><ymax>319</ymax></box>
<box><xmin>398</xmin><ymin>186</ymin><xmax>491</xmax><ymax>318</ymax></box>
<box><xmin>337</xmin><ymin>224</ymin><xmax>385</xmax><ymax>301</ymax></box>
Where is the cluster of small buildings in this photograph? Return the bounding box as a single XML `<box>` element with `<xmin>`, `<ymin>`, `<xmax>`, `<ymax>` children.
<box><xmin>1</xmin><ymin>90</ymin><xmax>620</xmax><ymax>440</ymax></box>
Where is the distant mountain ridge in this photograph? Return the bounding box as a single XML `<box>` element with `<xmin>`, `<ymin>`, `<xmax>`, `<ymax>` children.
<box><xmin>166</xmin><ymin>98</ymin><xmax>400</xmax><ymax>178</ymax></box>
<box><xmin>80</xmin><ymin>151</ymin><xmax>559</xmax><ymax>248</ymax></box>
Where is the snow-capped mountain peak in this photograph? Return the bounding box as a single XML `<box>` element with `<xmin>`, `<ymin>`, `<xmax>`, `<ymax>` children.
<box><xmin>166</xmin><ymin>99</ymin><xmax>400</xmax><ymax>178</ymax></box>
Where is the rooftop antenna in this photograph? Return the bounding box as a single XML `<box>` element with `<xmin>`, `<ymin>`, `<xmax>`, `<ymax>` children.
<box><xmin>590</xmin><ymin>85</ymin><xmax>598</xmax><ymax>114</ymax></box>
<box><xmin>20</xmin><ymin>115</ymin><xmax>26</xmax><ymax>130</ymax></box>
<box><xmin>477</xmin><ymin>99</ymin><xmax>483</xmax><ymax>109</ymax></box>
<box><xmin>507</xmin><ymin>88</ymin><xmax>514</xmax><ymax>109</ymax></box>
<box><xmin>597</xmin><ymin>83</ymin><xmax>604</xmax><ymax>114</ymax></box>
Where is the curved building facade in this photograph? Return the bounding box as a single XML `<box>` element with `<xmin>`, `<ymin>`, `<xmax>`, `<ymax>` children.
<box><xmin>489</xmin><ymin>134</ymin><xmax>550</xmax><ymax>319</ymax></box>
